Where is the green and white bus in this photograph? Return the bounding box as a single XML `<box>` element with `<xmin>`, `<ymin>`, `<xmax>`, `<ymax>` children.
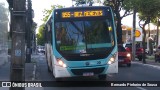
<box><xmin>45</xmin><ymin>6</ymin><xmax>118</xmax><ymax>80</ymax></box>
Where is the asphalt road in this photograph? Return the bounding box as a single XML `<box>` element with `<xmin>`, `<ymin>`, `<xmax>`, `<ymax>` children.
<box><xmin>34</xmin><ymin>54</ymin><xmax>160</xmax><ymax>90</ymax></box>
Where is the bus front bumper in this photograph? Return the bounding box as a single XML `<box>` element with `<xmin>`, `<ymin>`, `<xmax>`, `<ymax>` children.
<box><xmin>54</xmin><ymin>61</ymin><xmax>118</xmax><ymax>78</ymax></box>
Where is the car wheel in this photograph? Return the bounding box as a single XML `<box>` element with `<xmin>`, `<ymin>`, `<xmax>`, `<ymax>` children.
<box><xmin>98</xmin><ymin>74</ymin><xmax>107</xmax><ymax>80</ymax></box>
<box><xmin>127</xmin><ymin>63</ymin><xmax>131</xmax><ymax>67</ymax></box>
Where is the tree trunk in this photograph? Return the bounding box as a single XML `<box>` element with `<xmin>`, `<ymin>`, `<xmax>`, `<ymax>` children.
<box><xmin>149</xmin><ymin>39</ymin><xmax>153</xmax><ymax>55</ymax></box>
<box><xmin>116</xmin><ymin>11</ymin><xmax>123</xmax><ymax>44</ymax></box>
<box><xmin>156</xmin><ymin>19</ymin><xmax>159</xmax><ymax>48</ymax></box>
<box><xmin>142</xmin><ymin>25</ymin><xmax>146</xmax><ymax>64</ymax></box>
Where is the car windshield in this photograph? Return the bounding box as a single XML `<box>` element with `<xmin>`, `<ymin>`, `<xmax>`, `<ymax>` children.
<box><xmin>125</xmin><ymin>44</ymin><xmax>132</xmax><ymax>48</ymax></box>
<box><xmin>118</xmin><ymin>45</ymin><xmax>126</xmax><ymax>52</ymax></box>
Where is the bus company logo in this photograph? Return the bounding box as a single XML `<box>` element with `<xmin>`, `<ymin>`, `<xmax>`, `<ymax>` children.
<box><xmin>97</xmin><ymin>61</ymin><xmax>101</xmax><ymax>64</ymax></box>
<box><xmin>85</xmin><ymin>62</ymin><xmax>90</xmax><ymax>66</ymax></box>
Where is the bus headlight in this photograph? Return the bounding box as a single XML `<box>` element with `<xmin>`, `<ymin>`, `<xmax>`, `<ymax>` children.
<box><xmin>127</xmin><ymin>53</ymin><xmax>131</xmax><ymax>57</ymax></box>
<box><xmin>57</xmin><ymin>58</ymin><xmax>67</xmax><ymax>68</ymax></box>
<box><xmin>108</xmin><ymin>54</ymin><xmax>116</xmax><ymax>65</ymax></box>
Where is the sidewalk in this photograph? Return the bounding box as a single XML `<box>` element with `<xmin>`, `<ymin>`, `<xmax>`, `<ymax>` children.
<box><xmin>0</xmin><ymin>54</ymin><xmax>39</xmax><ymax>80</ymax></box>
<box><xmin>0</xmin><ymin>53</ymin><xmax>42</xmax><ymax>90</ymax></box>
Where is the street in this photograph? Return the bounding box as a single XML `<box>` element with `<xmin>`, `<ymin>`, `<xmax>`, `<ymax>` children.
<box><xmin>0</xmin><ymin>54</ymin><xmax>160</xmax><ymax>90</ymax></box>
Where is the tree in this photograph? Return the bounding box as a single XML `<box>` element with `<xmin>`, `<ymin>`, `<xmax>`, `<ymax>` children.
<box><xmin>74</xmin><ymin>0</ymin><xmax>92</xmax><ymax>6</ymax></box>
<box><xmin>37</xmin><ymin>24</ymin><xmax>45</xmax><ymax>45</ymax></box>
<box><xmin>42</xmin><ymin>5</ymin><xmax>63</xmax><ymax>22</ymax></box>
<box><xmin>37</xmin><ymin>5</ymin><xmax>63</xmax><ymax>45</ymax></box>
<box><xmin>123</xmin><ymin>0</ymin><xmax>160</xmax><ymax>63</ymax></box>
<box><xmin>138</xmin><ymin>0</ymin><xmax>160</xmax><ymax>63</ymax></box>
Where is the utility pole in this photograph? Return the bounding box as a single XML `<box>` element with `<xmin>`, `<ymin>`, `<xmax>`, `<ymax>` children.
<box><xmin>132</xmin><ymin>8</ymin><xmax>136</xmax><ymax>61</ymax></box>
<box><xmin>9</xmin><ymin>0</ymin><xmax>26</xmax><ymax>90</ymax></box>
<box><xmin>156</xmin><ymin>18</ymin><xmax>160</xmax><ymax>48</ymax></box>
<box><xmin>26</xmin><ymin>0</ymin><xmax>32</xmax><ymax>63</ymax></box>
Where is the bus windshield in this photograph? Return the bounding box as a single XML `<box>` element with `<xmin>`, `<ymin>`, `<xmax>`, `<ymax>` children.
<box><xmin>55</xmin><ymin>18</ymin><xmax>115</xmax><ymax>56</ymax></box>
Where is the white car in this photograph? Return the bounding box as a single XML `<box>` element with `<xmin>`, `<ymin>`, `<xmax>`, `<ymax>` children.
<box><xmin>37</xmin><ymin>46</ymin><xmax>45</xmax><ymax>54</ymax></box>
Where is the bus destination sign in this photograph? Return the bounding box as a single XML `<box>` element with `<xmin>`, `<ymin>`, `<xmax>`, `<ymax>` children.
<box><xmin>62</xmin><ymin>10</ymin><xmax>103</xmax><ymax>18</ymax></box>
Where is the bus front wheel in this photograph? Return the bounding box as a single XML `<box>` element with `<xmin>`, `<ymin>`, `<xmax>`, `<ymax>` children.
<box><xmin>98</xmin><ymin>74</ymin><xmax>107</xmax><ymax>80</ymax></box>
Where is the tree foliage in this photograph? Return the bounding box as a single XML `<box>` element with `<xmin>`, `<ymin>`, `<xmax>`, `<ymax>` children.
<box><xmin>37</xmin><ymin>5</ymin><xmax>63</xmax><ymax>45</ymax></box>
<box><xmin>123</xmin><ymin>0</ymin><xmax>160</xmax><ymax>63</ymax></box>
<box><xmin>74</xmin><ymin>0</ymin><xmax>94</xmax><ymax>6</ymax></box>
<box><xmin>37</xmin><ymin>24</ymin><xmax>45</xmax><ymax>45</ymax></box>
<box><xmin>42</xmin><ymin>5</ymin><xmax>63</xmax><ymax>22</ymax></box>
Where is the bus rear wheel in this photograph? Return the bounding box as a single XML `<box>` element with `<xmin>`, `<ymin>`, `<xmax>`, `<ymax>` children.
<box><xmin>98</xmin><ymin>74</ymin><xmax>107</xmax><ymax>80</ymax></box>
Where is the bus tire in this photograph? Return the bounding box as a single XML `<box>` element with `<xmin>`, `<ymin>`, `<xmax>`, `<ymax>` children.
<box><xmin>98</xmin><ymin>74</ymin><xmax>107</xmax><ymax>80</ymax></box>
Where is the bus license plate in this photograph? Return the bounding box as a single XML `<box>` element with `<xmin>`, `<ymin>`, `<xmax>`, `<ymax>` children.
<box><xmin>83</xmin><ymin>72</ymin><xmax>94</xmax><ymax>76</ymax></box>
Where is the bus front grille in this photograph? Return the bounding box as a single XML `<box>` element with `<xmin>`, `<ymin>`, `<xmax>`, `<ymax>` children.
<box><xmin>71</xmin><ymin>67</ymin><xmax>105</xmax><ymax>75</ymax></box>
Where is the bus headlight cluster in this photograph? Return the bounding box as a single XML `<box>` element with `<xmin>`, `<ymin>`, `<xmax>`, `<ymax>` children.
<box><xmin>57</xmin><ymin>58</ymin><xmax>67</xmax><ymax>68</ymax></box>
<box><xmin>127</xmin><ymin>53</ymin><xmax>131</xmax><ymax>57</ymax></box>
<box><xmin>108</xmin><ymin>54</ymin><xmax>116</xmax><ymax>65</ymax></box>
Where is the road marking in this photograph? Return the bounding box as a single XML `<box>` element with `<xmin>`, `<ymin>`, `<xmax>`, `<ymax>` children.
<box><xmin>132</xmin><ymin>62</ymin><xmax>160</xmax><ymax>70</ymax></box>
<box><xmin>136</xmin><ymin>87</ymin><xmax>147</xmax><ymax>90</ymax></box>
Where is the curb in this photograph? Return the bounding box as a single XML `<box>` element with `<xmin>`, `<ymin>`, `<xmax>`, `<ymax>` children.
<box><xmin>32</xmin><ymin>63</ymin><xmax>37</xmax><ymax>81</ymax></box>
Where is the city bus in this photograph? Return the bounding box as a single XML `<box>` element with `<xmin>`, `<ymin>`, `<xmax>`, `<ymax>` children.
<box><xmin>45</xmin><ymin>6</ymin><xmax>118</xmax><ymax>80</ymax></box>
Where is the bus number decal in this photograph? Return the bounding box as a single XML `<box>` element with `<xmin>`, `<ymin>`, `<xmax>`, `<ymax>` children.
<box><xmin>62</xmin><ymin>12</ymin><xmax>71</xmax><ymax>18</ymax></box>
<box><xmin>97</xmin><ymin>61</ymin><xmax>101</xmax><ymax>64</ymax></box>
<box><xmin>74</xmin><ymin>12</ymin><xmax>83</xmax><ymax>17</ymax></box>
